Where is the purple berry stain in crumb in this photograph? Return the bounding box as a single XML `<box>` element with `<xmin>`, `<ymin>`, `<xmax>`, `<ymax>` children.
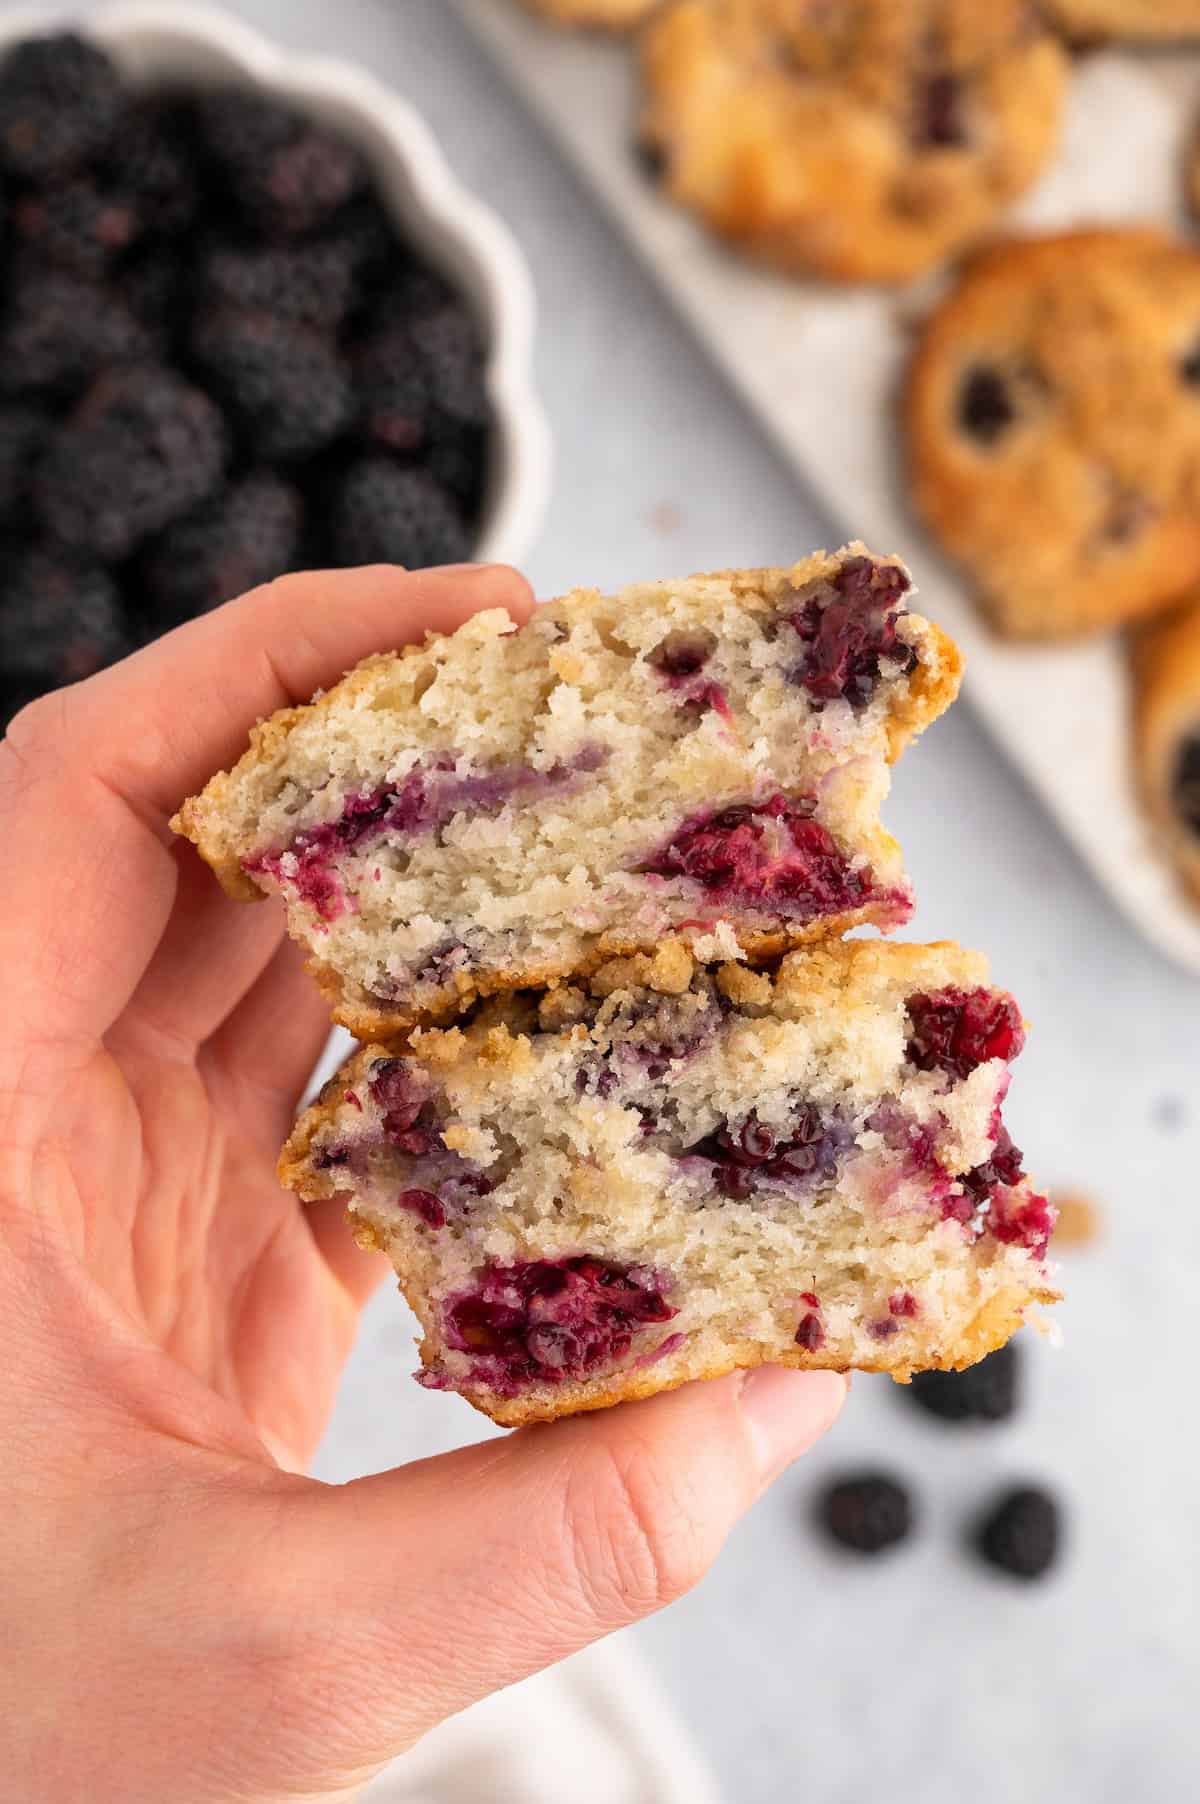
<box><xmin>632</xmin><ymin>1330</ymin><xmax>687</xmax><ymax>1370</ymax></box>
<box><xmin>397</xmin><ymin>1188</ymin><xmax>446</xmax><ymax>1229</ymax></box>
<box><xmin>686</xmin><ymin>1102</ymin><xmax>850</xmax><ymax>1200</ymax></box>
<box><xmin>639</xmin><ymin>793</ymin><xmax>882</xmax><ymax>924</ymax></box>
<box><xmin>905</xmin><ymin>986</ymin><xmax>1025</xmax><ymax>1080</ymax></box>
<box><xmin>645</xmin><ymin>628</ymin><xmax>733</xmax><ymax>724</ymax></box>
<box><xmin>312</xmin><ymin>1143</ymin><xmax>350</xmax><ymax>1172</ymax></box>
<box><xmin>244</xmin><ymin>746</ymin><xmax>607</xmax><ymax>921</ymax></box>
<box><xmin>443</xmin><ymin>1257</ymin><xmax>677</xmax><ymax>1394</ymax></box>
<box><xmin>368</xmin><ymin>1057</ymin><xmax>427</xmax><ymax>1137</ymax></box>
<box><xmin>781</xmin><ymin>557</ymin><xmax>916</xmax><ymax>710</ymax></box>
<box><xmin>868</xmin><ymin>1318</ymin><xmax>900</xmax><ymax>1341</ymax></box>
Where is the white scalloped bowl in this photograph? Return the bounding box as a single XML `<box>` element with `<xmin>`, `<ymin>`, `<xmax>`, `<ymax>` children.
<box><xmin>0</xmin><ymin>1</ymin><xmax>552</xmax><ymax>567</ymax></box>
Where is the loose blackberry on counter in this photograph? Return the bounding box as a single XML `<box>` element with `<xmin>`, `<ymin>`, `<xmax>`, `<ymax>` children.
<box><xmin>908</xmin><ymin>1339</ymin><xmax>1020</xmax><ymax>1422</ymax></box>
<box><xmin>975</xmin><ymin>1484</ymin><xmax>1061</xmax><ymax>1579</ymax></box>
<box><xmin>821</xmin><ymin>1475</ymin><xmax>913</xmax><ymax>1555</ymax></box>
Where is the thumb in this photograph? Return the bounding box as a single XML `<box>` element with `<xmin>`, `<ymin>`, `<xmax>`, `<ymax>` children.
<box><xmin>273</xmin><ymin>1366</ymin><xmax>845</xmax><ymax>1779</ymax></box>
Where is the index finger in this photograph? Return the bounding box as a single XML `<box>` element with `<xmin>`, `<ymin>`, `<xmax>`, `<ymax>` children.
<box><xmin>0</xmin><ymin>562</ymin><xmax>534</xmax><ymax>1052</ymax></box>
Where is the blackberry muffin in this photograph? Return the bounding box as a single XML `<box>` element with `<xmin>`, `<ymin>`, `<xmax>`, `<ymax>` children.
<box><xmin>1133</xmin><ymin>597</ymin><xmax>1200</xmax><ymax>904</ymax></box>
<box><xmin>907</xmin><ymin>230</ymin><xmax>1200</xmax><ymax>638</ymax></box>
<box><xmin>638</xmin><ymin>0</ymin><xmax>1068</xmax><ymax>282</ymax></box>
<box><xmin>174</xmin><ymin>546</ymin><xmax>961</xmax><ymax>1035</ymax></box>
<box><xmin>282</xmin><ymin>941</ymin><xmax>1056</xmax><ymax>1426</ymax></box>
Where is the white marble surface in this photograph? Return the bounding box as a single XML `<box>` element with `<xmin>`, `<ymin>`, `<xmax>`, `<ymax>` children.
<box><xmin>51</xmin><ymin>2</ymin><xmax>1200</xmax><ymax>1798</ymax></box>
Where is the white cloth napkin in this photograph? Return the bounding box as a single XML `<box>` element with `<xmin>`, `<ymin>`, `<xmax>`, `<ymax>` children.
<box><xmin>360</xmin><ymin>1638</ymin><xmax>723</xmax><ymax>1804</ymax></box>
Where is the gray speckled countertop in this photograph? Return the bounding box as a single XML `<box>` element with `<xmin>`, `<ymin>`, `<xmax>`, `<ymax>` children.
<box><xmin>55</xmin><ymin>1</ymin><xmax>1200</xmax><ymax>1797</ymax></box>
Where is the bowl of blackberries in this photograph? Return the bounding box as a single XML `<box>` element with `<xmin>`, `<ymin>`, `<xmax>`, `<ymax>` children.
<box><xmin>0</xmin><ymin>7</ymin><xmax>549</xmax><ymax>727</ymax></box>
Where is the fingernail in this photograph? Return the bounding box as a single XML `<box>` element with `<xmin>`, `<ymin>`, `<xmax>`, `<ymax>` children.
<box><xmin>739</xmin><ymin>1366</ymin><xmax>848</xmax><ymax>1483</ymax></box>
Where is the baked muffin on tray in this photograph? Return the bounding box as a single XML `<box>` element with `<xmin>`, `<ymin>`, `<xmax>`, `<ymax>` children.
<box><xmin>638</xmin><ymin>0</ymin><xmax>1068</xmax><ymax>282</ymax></box>
<box><xmin>282</xmin><ymin>941</ymin><xmax>1056</xmax><ymax>1426</ymax></box>
<box><xmin>174</xmin><ymin>546</ymin><xmax>960</xmax><ymax>1035</ymax></box>
<box><xmin>907</xmin><ymin>229</ymin><xmax>1200</xmax><ymax>638</ymax></box>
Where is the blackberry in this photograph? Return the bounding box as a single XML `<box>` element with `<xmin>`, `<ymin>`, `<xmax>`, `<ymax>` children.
<box><xmin>366</xmin><ymin>256</ymin><xmax>456</xmax><ymax>327</ymax></box>
<box><xmin>908</xmin><ymin>1343</ymin><xmax>1020</xmax><ymax>1424</ymax></box>
<box><xmin>353</xmin><ymin>327</ymin><xmax>431</xmax><ymax>454</ymax></box>
<box><xmin>13</xmin><ymin>177</ymin><xmax>142</xmax><ymax>279</ymax></box>
<box><xmin>0</xmin><ymin>33</ymin><xmax>122</xmax><ymax>182</ymax></box>
<box><xmin>427</xmin><ymin>422</ymin><xmax>488</xmax><ymax>514</ymax></box>
<box><xmin>122</xmin><ymin>249</ymin><xmax>185</xmax><ymax>336</ymax></box>
<box><xmin>412</xmin><ymin>303</ymin><xmax>490</xmax><ymax>429</ymax></box>
<box><xmin>331</xmin><ymin>460</ymin><xmax>470</xmax><ymax>569</ymax></box>
<box><xmin>326</xmin><ymin>193</ymin><xmax>402</xmax><ymax>293</ymax></box>
<box><xmin>139</xmin><ymin>471</ymin><xmax>302</xmax><ymax>631</ymax></box>
<box><xmin>0</xmin><ymin>265</ymin><xmax>154</xmax><ymax>396</ymax></box>
<box><xmin>105</xmin><ymin>94</ymin><xmax>199</xmax><ymax>236</ymax></box>
<box><xmin>0</xmin><ymin>544</ymin><xmax>129</xmax><ymax>689</ymax></box>
<box><xmin>34</xmin><ymin>365</ymin><xmax>228</xmax><ymax>561</ymax></box>
<box><xmin>0</xmin><ymin>405</ymin><xmax>49</xmax><ymax>522</ymax></box>
<box><xmin>195</xmin><ymin>89</ymin><xmax>364</xmax><ymax>237</ymax></box>
<box><xmin>820</xmin><ymin>1473</ymin><xmax>913</xmax><ymax>1555</ymax></box>
<box><xmin>959</xmin><ymin>366</ymin><xmax>1016</xmax><ymax>445</ymax></box>
<box><xmin>199</xmin><ymin>238</ymin><xmax>357</xmax><ymax>330</ymax></box>
<box><xmin>191</xmin><ymin>309</ymin><xmax>355</xmax><ymax>462</ymax></box>
<box><xmin>975</xmin><ymin>1485</ymin><xmax>1061</xmax><ymax>1580</ymax></box>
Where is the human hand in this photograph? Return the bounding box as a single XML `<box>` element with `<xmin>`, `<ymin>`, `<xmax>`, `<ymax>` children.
<box><xmin>0</xmin><ymin>562</ymin><xmax>845</xmax><ymax>1803</ymax></box>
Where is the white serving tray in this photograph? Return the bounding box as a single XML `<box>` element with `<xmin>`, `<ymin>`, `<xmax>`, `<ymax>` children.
<box><xmin>458</xmin><ymin>1</ymin><xmax>1200</xmax><ymax>975</ymax></box>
